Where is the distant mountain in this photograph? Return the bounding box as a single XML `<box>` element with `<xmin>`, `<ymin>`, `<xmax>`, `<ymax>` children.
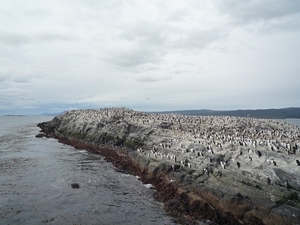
<box><xmin>151</xmin><ymin>107</ymin><xmax>300</xmax><ymax>119</ymax></box>
<box><xmin>37</xmin><ymin>108</ymin><xmax>300</xmax><ymax>119</ymax></box>
<box><xmin>38</xmin><ymin>112</ymin><xmax>62</xmax><ymax>116</ymax></box>
<box><xmin>3</xmin><ymin>115</ymin><xmax>25</xmax><ymax>116</ymax></box>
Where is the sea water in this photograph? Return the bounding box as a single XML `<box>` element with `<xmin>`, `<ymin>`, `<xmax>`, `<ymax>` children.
<box><xmin>0</xmin><ymin>116</ymin><xmax>182</xmax><ymax>225</ymax></box>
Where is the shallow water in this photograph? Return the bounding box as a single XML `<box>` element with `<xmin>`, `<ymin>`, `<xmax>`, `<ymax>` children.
<box><xmin>0</xmin><ymin>116</ymin><xmax>182</xmax><ymax>225</ymax></box>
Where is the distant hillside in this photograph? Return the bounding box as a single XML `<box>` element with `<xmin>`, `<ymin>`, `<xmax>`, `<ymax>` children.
<box><xmin>152</xmin><ymin>107</ymin><xmax>300</xmax><ymax>119</ymax></box>
<box><xmin>38</xmin><ymin>112</ymin><xmax>62</xmax><ymax>116</ymax></box>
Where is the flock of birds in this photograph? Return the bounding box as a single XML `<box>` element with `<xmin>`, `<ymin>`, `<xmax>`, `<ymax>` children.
<box><xmin>62</xmin><ymin>107</ymin><xmax>300</xmax><ymax>188</ymax></box>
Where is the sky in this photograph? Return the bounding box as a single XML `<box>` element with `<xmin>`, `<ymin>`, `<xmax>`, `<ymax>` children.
<box><xmin>0</xmin><ymin>0</ymin><xmax>300</xmax><ymax>115</ymax></box>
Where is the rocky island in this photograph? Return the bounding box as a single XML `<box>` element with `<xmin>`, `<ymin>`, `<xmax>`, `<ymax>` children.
<box><xmin>37</xmin><ymin>107</ymin><xmax>300</xmax><ymax>225</ymax></box>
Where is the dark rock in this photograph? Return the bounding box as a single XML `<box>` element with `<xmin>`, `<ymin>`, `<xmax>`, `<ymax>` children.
<box><xmin>71</xmin><ymin>183</ymin><xmax>80</xmax><ymax>189</ymax></box>
<box><xmin>35</xmin><ymin>133</ymin><xmax>46</xmax><ymax>138</ymax></box>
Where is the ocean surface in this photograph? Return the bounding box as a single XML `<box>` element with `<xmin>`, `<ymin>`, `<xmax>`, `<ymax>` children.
<box><xmin>1</xmin><ymin>116</ymin><xmax>299</xmax><ymax>225</ymax></box>
<box><xmin>285</xmin><ymin>118</ymin><xmax>300</xmax><ymax>128</ymax></box>
<box><xmin>0</xmin><ymin>116</ymin><xmax>183</xmax><ymax>225</ymax></box>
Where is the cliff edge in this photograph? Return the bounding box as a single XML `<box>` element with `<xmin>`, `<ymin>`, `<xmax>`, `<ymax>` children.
<box><xmin>37</xmin><ymin>108</ymin><xmax>300</xmax><ymax>225</ymax></box>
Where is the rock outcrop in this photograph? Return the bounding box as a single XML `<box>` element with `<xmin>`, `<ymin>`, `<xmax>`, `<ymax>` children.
<box><xmin>37</xmin><ymin>107</ymin><xmax>300</xmax><ymax>225</ymax></box>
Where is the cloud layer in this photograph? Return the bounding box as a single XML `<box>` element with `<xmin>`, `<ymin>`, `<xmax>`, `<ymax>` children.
<box><xmin>0</xmin><ymin>0</ymin><xmax>300</xmax><ymax>114</ymax></box>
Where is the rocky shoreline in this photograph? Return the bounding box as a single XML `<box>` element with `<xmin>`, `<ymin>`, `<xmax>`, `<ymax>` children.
<box><xmin>36</xmin><ymin>108</ymin><xmax>300</xmax><ymax>225</ymax></box>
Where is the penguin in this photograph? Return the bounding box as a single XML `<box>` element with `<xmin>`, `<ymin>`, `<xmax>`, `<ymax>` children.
<box><xmin>204</xmin><ymin>168</ymin><xmax>209</xmax><ymax>175</ymax></box>
<box><xmin>237</xmin><ymin>162</ymin><xmax>241</xmax><ymax>169</ymax></box>
<box><xmin>285</xmin><ymin>180</ymin><xmax>292</xmax><ymax>190</ymax></box>
<box><xmin>257</xmin><ymin>150</ymin><xmax>262</xmax><ymax>158</ymax></box>
<box><xmin>249</xmin><ymin>156</ymin><xmax>252</xmax><ymax>161</ymax></box>
<box><xmin>220</xmin><ymin>161</ymin><xmax>225</xmax><ymax>169</ymax></box>
<box><xmin>296</xmin><ymin>159</ymin><xmax>300</xmax><ymax>166</ymax></box>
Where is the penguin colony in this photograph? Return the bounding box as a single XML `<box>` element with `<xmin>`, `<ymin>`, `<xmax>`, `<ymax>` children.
<box><xmin>61</xmin><ymin>107</ymin><xmax>300</xmax><ymax>188</ymax></box>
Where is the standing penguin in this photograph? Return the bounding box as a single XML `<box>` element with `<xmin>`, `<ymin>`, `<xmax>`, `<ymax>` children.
<box><xmin>237</xmin><ymin>162</ymin><xmax>241</xmax><ymax>169</ymax></box>
<box><xmin>285</xmin><ymin>180</ymin><xmax>292</xmax><ymax>190</ymax></box>
<box><xmin>257</xmin><ymin>150</ymin><xmax>262</xmax><ymax>158</ymax></box>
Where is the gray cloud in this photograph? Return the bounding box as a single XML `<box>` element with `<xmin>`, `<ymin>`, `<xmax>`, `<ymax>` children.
<box><xmin>0</xmin><ymin>32</ymin><xmax>32</xmax><ymax>46</ymax></box>
<box><xmin>102</xmin><ymin>47</ymin><xmax>163</xmax><ymax>69</ymax></box>
<box><xmin>12</xmin><ymin>77</ymin><xmax>31</xmax><ymax>84</ymax></box>
<box><xmin>165</xmin><ymin>9</ymin><xmax>189</xmax><ymax>22</ymax></box>
<box><xmin>0</xmin><ymin>75</ymin><xmax>9</xmax><ymax>82</ymax></box>
<box><xmin>108</xmin><ymin>24</ymin><xmax>225</xmax><ymax>70</ymax></box>
<box><xmin>119</xmin><ymin>22</ymin><xmax>166</xmax><ymax>47</ymax></box>
<box><xmin>25</xmin><ymin>9</ymin><xmax>54</xmax><ymax>18</ymax></box>
<box><xmin>73</xmin><ymin>0</ymin><xmax>126</xmax><ymax>10</ymax></box>
<box><xmin>0</xmin><ymin>10</ymin><xmax>14</xmax><ymax>19</ymax></box>
<box><xmin>69</xmin><ymin>53</ymin><xmax>92</xmax><ymax>58</ymax></box>
<box><xmin>258</xmin><ymin>15</ymin><xmax>300</xmax><ymax>33</ymax></box>
<box><xmin>135</xmin><ymin>76</ymin><xmax>171</xmax><ymax>83</ymax></box>
<box><xmin>172</xmin><ymin>29</ymin><xmax>226</xmax><ymax>50</ymax></box>
<box><xmin>0</xmin><ymin>32</ymin><xmax>74</xmax><ymax>47</ymax></box>
<box><xmin>37</xmin><ymin>34</ymin><xmax>75</xmax><ymax>42</ymax></box>
<box><xmin>216</xmin><ymin>0</ymin><xmax>300</xmax><ymax>22</ymax></box>
<box><xmin>215</xmin><ymin>0</ymin><xmax>300</xmax><ymax>32</ymax></box>
<box><xmin>170</xmin><ymin>70</ymin><xmax>191</xmax><ymax>75</ymax></box>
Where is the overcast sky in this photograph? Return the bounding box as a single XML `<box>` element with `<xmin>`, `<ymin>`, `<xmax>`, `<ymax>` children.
<box><xmin>0</xmin><ymin>0</ymin><xmax>300</xmax><ymax>115</ymax></box>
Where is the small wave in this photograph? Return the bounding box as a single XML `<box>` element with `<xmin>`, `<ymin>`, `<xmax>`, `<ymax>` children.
<box><xmin>51</xmin><ymin>183</ymin><xmax>62</xmax><ymax>189</ymax></box>
<box><xmin>51</xmin><ymin>179</ymin><xmax>65</xmax><ymax>189</ymax></box>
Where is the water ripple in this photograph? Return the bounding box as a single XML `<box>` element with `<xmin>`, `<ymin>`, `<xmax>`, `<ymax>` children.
<box><xmin>0</xmin><ymin>118</ymin><xmax>182</xmax><ymax>225</ymax></box>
